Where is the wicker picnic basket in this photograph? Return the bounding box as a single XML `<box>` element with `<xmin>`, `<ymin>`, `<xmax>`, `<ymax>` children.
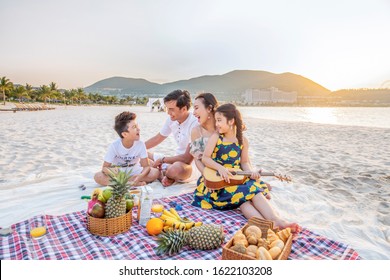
<box><xmin>222</xmin><ymin>217</ymin><xmax>292</xmax><ymax>260</ymax></box>
<box><xmin>87</xmin><ymin>209</ymin><xmax>132</xmax><ymax>236</ymax></box>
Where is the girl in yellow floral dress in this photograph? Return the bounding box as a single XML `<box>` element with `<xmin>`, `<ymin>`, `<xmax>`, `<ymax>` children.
<box><xmin>192</xmin><ymin>103</ymin><xmax>300</xmax><ymax>232</ymax></box>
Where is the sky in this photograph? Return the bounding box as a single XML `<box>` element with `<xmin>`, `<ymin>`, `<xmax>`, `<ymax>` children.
<box><xmin>1</xmin><ymin>0</ymin><xmax>389</xmax><ymax>91</ymax></box>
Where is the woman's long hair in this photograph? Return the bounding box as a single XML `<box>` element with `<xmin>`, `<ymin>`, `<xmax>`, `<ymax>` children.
<box><xmin>215</xmin><ymin>103</ymin><xmax>245</xmax><ymax>145</ymax></box>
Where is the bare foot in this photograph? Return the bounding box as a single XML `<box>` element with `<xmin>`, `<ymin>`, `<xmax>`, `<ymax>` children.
<box><xmin>161</xmin><ymin>176</ymin><xmax>175</xmax><ymax>187</ymax></box>
<box><xmin>131</xmin><ymin>181</ymin><xmax>146</xmax><ymax>187</ymax></box>
<box><xmin>266</xmin><ymin>194</ymin><xmax>271</xmax><ymax>200</ymax></box>
<box><xmin>266</xmin><ymin>182</ymin><xmax>272</xmax><ymax>191</ymax></box>
<box><xmin>274</xmin><ymin>219</ymin><xmax>301</xmax><ymax>233</ymax></box>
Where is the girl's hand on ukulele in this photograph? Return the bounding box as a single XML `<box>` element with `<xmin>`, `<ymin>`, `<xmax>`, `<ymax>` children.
<box><xmin>218</xmin><ymin>166</ymin><xmax>232</xmax><ymax>183</ymax></box>
<box><xmin>250</xmin><ymin>171</ymin><xmax>260</xmax><ymax>180</ymax></box>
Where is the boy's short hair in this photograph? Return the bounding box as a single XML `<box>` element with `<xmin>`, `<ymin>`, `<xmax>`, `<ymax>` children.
<box><xmin>163</xmin><ymin>89</ymin><xmax>191</xmax><ymax>110</ymax></box>
<box><xmin>114</xmin><ymin>111</ymin><xmax>136</xmax><ymax>138</ymax></box>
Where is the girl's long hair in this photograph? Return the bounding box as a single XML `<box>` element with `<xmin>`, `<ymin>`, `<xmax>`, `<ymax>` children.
<box><xmin>216</xmin><ymin>103</ymin><xmax>245</xmax><ymax>145</ymax></box>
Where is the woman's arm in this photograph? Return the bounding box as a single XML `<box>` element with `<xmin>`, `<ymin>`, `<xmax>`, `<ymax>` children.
<box><xmin>190</xmin><ymin>126</ymin><xmax>205</xmax><ymax>173</ymax></box>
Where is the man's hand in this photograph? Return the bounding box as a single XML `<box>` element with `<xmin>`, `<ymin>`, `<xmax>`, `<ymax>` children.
<box><xmin>153</xmin><ymin>157</ymin><xmax>164</xmax><ymax>168</ymax></box>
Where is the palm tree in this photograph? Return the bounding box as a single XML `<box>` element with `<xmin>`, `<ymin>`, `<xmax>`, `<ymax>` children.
<box><xmin>0</xmin><ymin>77</ymin><xmax>14</xmax><ymax>105</ymax></box>
<box><xmin>77</xmin><ymin>88</ymin><xmax>87</xmax><ymax>104</ymax></box>
<box><xmin>49</xmin><ymin>82</ymin><xmax>57</xmax><ymax>92</ymax></box>
<box><xmin>14</xmin><ymin>85</ymin><xmax>28</xmax><ymax>101</ymax></box>
<box><xmin>25</xmin><ymin>83</ymin><xmax>36</xmax><ymax>101</ymax></box>
<box><xmin>37</xmin><ymin>85</ymin><xmax>51</xmax><ymax>104</ymax></box>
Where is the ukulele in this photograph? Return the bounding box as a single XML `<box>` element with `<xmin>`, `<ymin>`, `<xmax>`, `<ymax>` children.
<box><xmin>203</xmin><ymin>166</ymin><xmax>291</xmax><ymax>190</ymax></box>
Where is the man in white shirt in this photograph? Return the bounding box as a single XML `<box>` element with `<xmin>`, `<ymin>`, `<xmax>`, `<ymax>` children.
<box><xmin>145</xmin><ymin>90</ymin><xmax>198</xmax><ymax>187</ymax></box>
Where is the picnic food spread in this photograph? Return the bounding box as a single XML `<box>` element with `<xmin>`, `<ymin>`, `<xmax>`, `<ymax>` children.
<box><xmin>225</xmin><ymin>219</ymin><xmax>292</xmax><ymax>260</ymax></box>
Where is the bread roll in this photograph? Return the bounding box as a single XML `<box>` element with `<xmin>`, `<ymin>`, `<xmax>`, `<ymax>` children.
<box><xmin>233</xmin><ymin>231</ymin><xmax>248</xmax><ymax>247</ymax></box>
<box><xmin>256</xmin><ymin>246</ymin><xmax>272</xmax><ymax>260</ymax></box>
<box><xmin>269</xmin><ymin>239</ymin><xmax>284</xmax><ymax>250</ymax></box>
<box><xmin>244</xmin><ymin>225</ymin><xmax>262</xmax><ymax>239</ymax></box>
<box><xmin>246</xmin><ymin>245</ymin><xmax>258</xmax><ymax>257</ymax></box>
<box><xmin>231</xmin><ymin>243</ymin><xmax>247</xmax><ymax>254</ymax></box>
<box><xmin>276</xmin><ymin>228</ymin><xmax>291</xmax><ymax>242</ymax></box>
<box><xmin>268</xmin><ymin>246</ymin><xmax>282</xmax><ymax>259</ymax></box>
<box><xmin>267</xmin><ymin>229</ymin><xmax>279</xmax><ymax>243</ymax></box>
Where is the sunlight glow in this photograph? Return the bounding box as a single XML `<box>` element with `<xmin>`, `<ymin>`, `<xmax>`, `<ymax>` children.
<box><xmin>304</xmin><ymin>108</ymin><xmax>337</xmax><ymax>124</ymax></box>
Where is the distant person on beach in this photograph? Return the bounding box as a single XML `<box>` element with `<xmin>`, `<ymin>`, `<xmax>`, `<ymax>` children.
<box><xmin>145</xmin><ymin>89</ymin><xmax>198</xmax><ymax>187</ymax></box>
<box><xmin>192</xmin><ymin>103</ymin><xmax>299</xmax><ymax>231</ymax></box>
<box><xmin>94</xmin><ymin>111</ymin><xmax>160</xmax><ymax>186</ymax></box>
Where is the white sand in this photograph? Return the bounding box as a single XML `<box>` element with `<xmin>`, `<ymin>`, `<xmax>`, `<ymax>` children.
<box><xmin>0</xmin><ymin>105</ymin><xmax>389</xmax><ymax>259</ymax></box>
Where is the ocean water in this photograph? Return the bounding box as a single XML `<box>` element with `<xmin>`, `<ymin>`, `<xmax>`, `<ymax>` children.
<box><xmin>238</xmin><ymin>106</ymin><xmax>390</xmax><ymax>129</ymax></box>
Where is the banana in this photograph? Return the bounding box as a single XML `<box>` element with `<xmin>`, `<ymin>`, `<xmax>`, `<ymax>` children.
<box><xmin>184</xmin><ymin>222</ymin><xmax>195</xmax><ymax>230</ymax></box>
<box><xmin>162</xmin><ymin>209</ymin><xmax>178</xmax><ymax>220</ymax></box>
<box><xmin>159</xmin><ymin>214</ymin><xmax>178</xmax><ymax>221</ymax></box>
<box><xmin>163</xmin><ymin>226</ymin><xmax>172</xmax><ymax>233</ymax></box>
<box><xmin>173</xmin><ymin>222</ymin><xmax>182</xmax><ymax>230</ymax></box>
<box><xmin>178</xmin><ymin>223</ymin><xmax>187</xmax><ymax>231</ymax></box>
<box><xmin>91</xmin><ymin>188</ymin><xmax>102</xmax><ymax>197</ymax></box>
<box><xmin>194</xmin><ymin>221</ymin><xmax>203</xmax><ymax>227</ymax></box>
<box><xmin>169</xmin><ymin>208</ymin><xmax>181</xmax><ymax>220</ymax></box>
<box><xmin>163</xmin><ymin>218</ymin><xmax>178</xmax><ymax>227</ymax></box>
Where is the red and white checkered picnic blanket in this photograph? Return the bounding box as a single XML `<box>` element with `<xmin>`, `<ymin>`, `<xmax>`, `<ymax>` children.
<box><xmin>0</xmin><ymin>193</ymin><xmax>360</xmax><ymax>260</ymax></box>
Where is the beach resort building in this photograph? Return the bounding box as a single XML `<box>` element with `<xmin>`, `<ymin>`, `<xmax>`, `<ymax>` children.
<box><xmin>242</xmin><ymin>87</ymin><xmax>297</xmax><ymax>104</ymax></box>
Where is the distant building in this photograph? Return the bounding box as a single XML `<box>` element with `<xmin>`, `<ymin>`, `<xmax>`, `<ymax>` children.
<box><xmin>242</xmin><ymin>87</ymin><xmax>297</xmax><ymax>104</ymax></box>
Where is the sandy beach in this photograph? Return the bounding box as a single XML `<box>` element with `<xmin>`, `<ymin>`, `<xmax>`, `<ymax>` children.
<box><xmin>0</xmin><ymin>105</ymin><xmax>389</xmax><ymax>260</ymax></box>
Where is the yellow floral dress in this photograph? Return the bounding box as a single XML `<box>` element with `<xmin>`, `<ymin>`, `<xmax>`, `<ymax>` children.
<box><xmin>191</xmin><ymin>135</ymin><xmax>269</xmax><ymax>210</ymax></box>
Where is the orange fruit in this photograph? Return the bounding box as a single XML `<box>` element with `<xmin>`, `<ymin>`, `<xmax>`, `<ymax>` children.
<box><xmin>146</xmin><ymin>218</ymin><xmax>164</xmax><ymax>236</ymax></box>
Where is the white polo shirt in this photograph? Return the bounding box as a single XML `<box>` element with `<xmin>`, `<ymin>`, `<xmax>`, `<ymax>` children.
<box><xmin>160</xmin><ymin>113</ymin><xmax>198</xmax><ymax>155</ymax></box>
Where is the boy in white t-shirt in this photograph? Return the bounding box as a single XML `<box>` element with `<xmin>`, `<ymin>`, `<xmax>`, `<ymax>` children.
<box><xmin>94</xmin><ymin>112</ymin><xmax>160</xmax><ymax>186</ymax></box>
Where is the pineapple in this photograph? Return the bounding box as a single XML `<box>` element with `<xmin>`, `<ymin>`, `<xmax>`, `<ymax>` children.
<box><xmin>155</xmin><ymin>224</ymin><xmax>225</xmax><ymax>256</ymax></box>
<box><xmin>105</xmin><ymin>169</ymin><xmax>133</xmax><ymax>218</ymax></box>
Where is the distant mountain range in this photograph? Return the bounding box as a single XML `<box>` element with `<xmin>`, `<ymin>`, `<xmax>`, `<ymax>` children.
<box><xmin>84</xmin><ymin>70</ymin><xmax>330</xmax><ymax>100</ymax></box>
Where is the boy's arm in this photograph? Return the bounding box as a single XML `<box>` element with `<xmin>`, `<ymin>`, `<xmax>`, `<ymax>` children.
<box><xmin>131</xmin><ymin>158</ymin><xmax>151</xmax><ymax>184</ymax></box>
<box><xmin>101</xmin><ymin>161</ymin><xmax>112</xmax><ymax>174</ymax></box>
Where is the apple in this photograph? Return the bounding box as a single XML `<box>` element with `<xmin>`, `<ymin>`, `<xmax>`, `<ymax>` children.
<box><xmin>126</xmin><ymin>199</ymin><xmax>134</xmax><ymax>211</ymax></box>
